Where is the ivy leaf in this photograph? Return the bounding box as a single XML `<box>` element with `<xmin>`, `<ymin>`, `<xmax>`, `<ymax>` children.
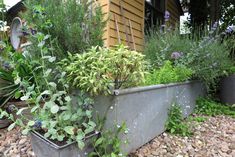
<box><xmin>44</xmin><ymin>69</ymin><xmax>52</xmax><ymax>77</ymax></box>
<box><xmin>94</xmin><ymin>137</ymin><xmax>103</xmax><ymax>147</ymax></box>
<box><xmin>27</xmin><ymin>121</ymin><xmax>35</xmax><ymax>127</ymax></box>
<box><xmin>64</xmin><ymin>126</ymin><xmax>75</xmax><ymax>135</ymax></box>
<box><xmin>8</xmin><ymin>122</ymin><xmax>15</xmax><ymax>131</ymax></box>
<box><xmin>111</xmin><ymin>153</ymin><xmax>116</xmax><ymax>157</ymax></box>
<box><xmin>65</xmin><ymin>96</ymin><xmax>71</xmax><ymax>102</ymax></box>
<box><xmin>14</xmin><ymin>91</ymin><xmax>21</xmax><ymax>99</ymax></box>
<box><xmin>22</xmin><ymin>128</ymin><xmax>30</xmax><ymax>135</ymax></box>
<box><xmin>20</xmin><ymin>95</ymin><xmax>29</xmax><ymax>101</ymax></box>
<box><xmin>31</xmin><ymin>105</ymin><xmax>39</xmax><ymax>113</ymax></box>
<box><xmin>16</xmin><ymin>107</ymin><xmax>28</xmax><ymax>115</ymax></box>
<box><xmin>76</xmin><ymin>131</ymin><xmax>85</xmax><ymax>140</ymax></box>
<box><xmin>48</xmin><ymin>82</ymin><xmax>57</xmax><ymax>88</ymax></box>
<box><xmin>48</xmin><ymin>56</ymin><xmax>56</xmax><ymax>63</ymax></box>
<box><xmin>50</xmin><ymin>105</ymin><xmax>59</xmax><ymax>114</ymax></box>
<box><xmin>77</xmin><ymin>140</ymin><xmax>85</xmax><ymax>149</ymax></box>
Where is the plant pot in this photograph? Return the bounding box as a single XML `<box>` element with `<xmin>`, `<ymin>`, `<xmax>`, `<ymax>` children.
<box><xmin>93</xmin><ymin>81</ymin><xmax>206</xmax><ymax>153</ymax></box>
<box><xmin>219</xmin><ymin>74</ymin><xmax>235</xmax><ymax>105</ymax></box>
<box><xmin>0</xmin><ymin>118</ymin><xmax>11</xmax><ymax>129</ymax></box>
<box><xmin>30</xmin><ymin>131</ymin><xmax>98</xmax><ymax>157</ymax></box>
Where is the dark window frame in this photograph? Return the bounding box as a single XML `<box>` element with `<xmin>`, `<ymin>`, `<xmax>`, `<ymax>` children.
<box><xmin>145</xmin><ymin>0</ymin><xmax>165</xmax><ymax>32</ymax></box>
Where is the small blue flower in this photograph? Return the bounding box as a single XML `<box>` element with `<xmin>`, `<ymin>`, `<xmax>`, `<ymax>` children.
<box><xmin>33</xmin><ymin>120</ymin><xmax>42</xmax><ymax>129</ymax></box>
<box><xmin>225</xmin><ymin>25</ymin><xmax>235</xmax><ymax>34</ymax></box>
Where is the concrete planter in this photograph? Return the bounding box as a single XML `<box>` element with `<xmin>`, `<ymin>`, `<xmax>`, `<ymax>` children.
<box><xmin>219</xmin><ymin>74</ymin><xmax>235</xmax><ymax>105</ymax></box>
<box><xmin>30</xmin><ymin>131</ymin><xmax>98</xmax><ymax>157</ymax></box>
<box><xmin>93</xmin><ymin>81</ymin><xmax>206</xmax><ymax>153</ymax></box>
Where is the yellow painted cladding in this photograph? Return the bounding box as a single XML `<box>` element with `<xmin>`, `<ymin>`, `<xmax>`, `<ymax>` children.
<box><xmin>97</xmin><ymin>0</ymin><xmax>145</xmax><ymax>52</ymax></box>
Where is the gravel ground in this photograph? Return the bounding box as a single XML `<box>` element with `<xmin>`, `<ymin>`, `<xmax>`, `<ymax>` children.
<box><xmin>0</xmin><ymin>115</ymin><xmax>234</xmax><ymax>157</ymax></box>
<box><xmin>130</xmin><ymin>115</ymin><xmax>235</xmax><ymax>157</ymax></box>
<box><xmin>0</xmin><ymin>127</ymin><xmax>35</xmax><ymax>157</ymax></box>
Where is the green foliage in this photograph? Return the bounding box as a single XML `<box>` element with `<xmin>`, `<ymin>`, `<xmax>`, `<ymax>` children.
<box><xmin>22</xmin><ymin>0</ymin><xmax>106</xmax><ymax>55</ymax></box>
<box><xmin>0</xmin><ymin>29</ymin><xmax>97</xmax><ymax>150</ymax></box>
<box><xmin>62</xmin><ymin>45</ymin><xmax>147</xmax><ymax>96</ymax></box>
<box><xmin>145</xmin><ymin>61</ymin><xmax>193</xmax><ymax>85</ymax></box>
<box><xmin>190</xmin><ymin>38</ymin><xmax>232</xmax><ymax>92</ymax></box>
<box><xmin>144</xmin><ymin>30</ymin><xmax>196</xmax><ymax>67</ymax></box>
<box><xmin>195</xmin><ymin>98</ymin><xmax>235</xmax><ymax>118</ymax></box>
<box><xmin>144</xmin><ymin>29</ymin><xmax>232</xmax><ymax>92</ymax></box>
<box><xmin>220</xmin><ymin>1</ymin><xmax>235</xmax><ymax>30</ymax></box>
<box><xmin>165</xmin><ymin>103</ymin><xmax>193</xmax><ymax>137</ymax></box>
<box><xmin>0</xmin><ymin>68</ymin><xmax>19</xmax><ymax>107</ymax></box>
<box><xmin>89</xmin><ymin>123</ymin><xmax>127</xmax><ymax>157</ymax></box>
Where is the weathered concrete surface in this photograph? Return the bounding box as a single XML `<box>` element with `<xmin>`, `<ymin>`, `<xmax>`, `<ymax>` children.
<box><xmin>93</xmin><ymin>81</ymin><xmax>206</xmax><ymax>153</ymax></box>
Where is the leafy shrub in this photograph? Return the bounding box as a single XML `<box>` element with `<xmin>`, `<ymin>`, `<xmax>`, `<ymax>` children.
<box><xmin>61</xmin><ymin>45</ymin><xmax>147</xmax><ymax>95</ymax></box>
<box><xmin>144</xmin><ymin>30</ymin><xmax>196</xmax><ymax>67</ymax></box>
<box><xmin>145</xmin><ymin>61</ymin><xmax>193</xmax><ymax>85</ymax></box>
<box><xmin>190</xmin><ymin>37</ymin><xmax>232</xmax><ymax>91</ymax></box>
<box><xmin>144</xmin><ymin>29</ymin><xmax>232</xmax><ymax>92</ymax></box>
<box><xmin>165</xmin><ymin>103</ymin><xmax>193</xmax><ymax>137</ymax></box>
<box><xmin>195</xmin><ymin>98</ymin><xmax>235</xmax><ymax>118</ymax></box>
<box><xmin>22</xmin><ymin>0</ymin><xmax>106</xmax><ymax>54</ymax></box>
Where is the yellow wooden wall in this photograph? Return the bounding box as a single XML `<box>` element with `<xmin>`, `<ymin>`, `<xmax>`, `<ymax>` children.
<box><xmin>166</xmin><ymin>0</ymin><xmax>182</xmax><ymax>28</ymax></box>
<box><xmin>97</xmin><ymin>0</ymin><xmax>145</xmax><ymax>52</ymax></box>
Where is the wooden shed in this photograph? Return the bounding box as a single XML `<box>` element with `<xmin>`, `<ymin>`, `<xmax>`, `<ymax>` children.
<box><xmin>98</xmin><ymin>0</ymin><xmax>183</xmax><ymax>52</ymax></box>
<box><xmin>97</xmin><ymin>0</ymin><xmax>145</xmax><ymax>52</ymax></box>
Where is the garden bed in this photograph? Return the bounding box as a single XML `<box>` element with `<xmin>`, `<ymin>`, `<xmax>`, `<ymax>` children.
<box><xmin>93</xmin><ymin>81</ymin><xmax>206</xmax><ymax>153</ymax></box>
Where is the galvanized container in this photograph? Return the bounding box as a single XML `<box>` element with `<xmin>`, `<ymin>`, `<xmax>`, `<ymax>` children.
<box><xmin>220</xmin><ymin>74</ymin><xmax>235</xmax><ymax>105</ymax></box>
<box><xmin>30</xmin><ymin>131</ymin><xmax>98</xmax><ymax>157</ymax></box>
<box><xmin>93</xmin><ymin>81</ymin><xmax>206</xmax><ymax>153</ymax></box>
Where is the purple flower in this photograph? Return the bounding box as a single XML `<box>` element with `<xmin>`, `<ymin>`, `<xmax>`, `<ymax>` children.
<box><xmin>171</xmin><ymin>52</ymin><xmax>183</xmax><ymax>60</ymax></box>
<box><xmin>164</xmin><ymin>11</ymin><xmax>170</xmax><ymax>21</ymax></box>
<box><xmin>225</xmin><ymin>25</ymin><xmax>235</xmax><ymax>34</ymax></box>
<box><xmin>30</xmin><ymin>28</ymin><xmax>37</xmax><ymax>35</ymax></box>
<box><xmin>211</xmin><ymin>22</ymin><xmax>218</xmax><ymax>31</ymax></box>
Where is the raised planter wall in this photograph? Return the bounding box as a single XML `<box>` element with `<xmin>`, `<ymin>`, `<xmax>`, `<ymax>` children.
<box><xmin>93</xmin><ymin>81</ymin><xmax>206</xmax><ymax>153</ymax></box>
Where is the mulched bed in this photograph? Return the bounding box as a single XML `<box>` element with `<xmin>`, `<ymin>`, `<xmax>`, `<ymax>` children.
<box><xmin>0</xmin><ymin>115</ymin><xmax>234</xmax><ymax>157</ymax></box>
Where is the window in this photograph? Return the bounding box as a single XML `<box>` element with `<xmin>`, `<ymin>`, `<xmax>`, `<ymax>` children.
<box><xmin>145</xmin><ymin>0</ymin><xmax>165</xmax><ymax>31</ymax></box>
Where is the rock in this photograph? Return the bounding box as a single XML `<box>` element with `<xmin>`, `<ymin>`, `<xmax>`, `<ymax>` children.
<box><xmin>221</xmin><ymin>144</ymin><xmax>230</xmax><ymax>152</ymax></box>
<box><xmin>18</xmin><ymin>138</ymin><xmax>27</xmax><ymax>145</ymax></box>
<box><xmin>0</xmin><ymin>146</ymin><xmax>5</xmax><ymax>153</ymax></box>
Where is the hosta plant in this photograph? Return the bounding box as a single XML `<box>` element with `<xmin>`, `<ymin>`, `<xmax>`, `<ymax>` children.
<box><xmin>61</xmin><ymin>45</ymin><xmax>147</xmax><ymax>96</ymax></box>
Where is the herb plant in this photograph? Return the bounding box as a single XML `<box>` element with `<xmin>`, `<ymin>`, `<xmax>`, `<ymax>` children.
<box><xmin>145</xmin><ymin>61</ymin><xmax>193</xmax><ymax>85</ymax></box>
<box><xmin>165</xmin><ymin>103</ymin><xmax>193</xmax><ymax>137</ymax></box>
<box><xmin>22</xmin><ymin>0</ymin><xmax>106</xmax><ymax>55</ymax></box>
<box><xmin>61</xmin><ymin>45</ymin><xmax>147</xmax><ymax>96</ymax></box>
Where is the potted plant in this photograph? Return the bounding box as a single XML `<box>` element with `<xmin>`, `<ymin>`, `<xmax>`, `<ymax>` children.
<box><xmin>219</xmin><ymin>26</ymin><xmax>235</xmax><ymax>105</ymax></box>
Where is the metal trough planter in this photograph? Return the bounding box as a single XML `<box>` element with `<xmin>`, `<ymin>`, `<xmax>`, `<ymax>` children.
<box><xmin>219</xmin><ymin>74</ymin><xmax>235</xmax><ymax>105</ymax></box>
<box><xmin>30</xmin><ymin>131</ymin><xmax>98</xmax><ymax>157</ymax></box>
<box><xmin>93</xmin><ymin>81</ymin><xmax>206</xmax><ymax>153</ymax></box>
